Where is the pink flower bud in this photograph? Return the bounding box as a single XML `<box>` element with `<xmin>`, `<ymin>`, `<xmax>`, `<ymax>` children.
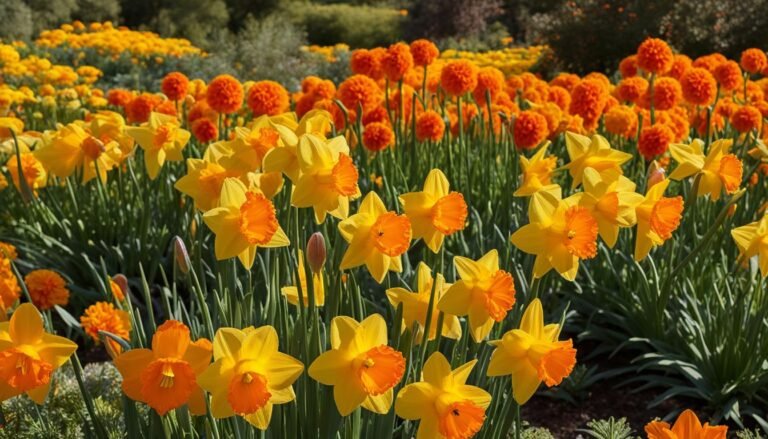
<box><xmin>647</xmin><ymin>161</ymin><xmax>666</xmax><ymax>189</ymax></box>
<box><xmin>173</xmin><ymin>236</ymin><xmax>191</xmax><ymax>274</ymax></box>
<box><xmin>307</xmin><ymin>232</ymin><xmax>326</xmax><ymax>274</ymax></box>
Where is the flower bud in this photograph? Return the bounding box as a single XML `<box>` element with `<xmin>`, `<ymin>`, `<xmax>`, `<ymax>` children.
<box><xmin>306</xmin><ymin>232</ymin><xmax>326</xmax><ymax>274</ymax></box>
<box><xmin>173</xmin><ymin>236</ymin><xmax>191</xmax><ymax>274</ymax></box>
<box><xmin>111</xmin><ymin>274</ymin><xmax>128</xmax><ymax>301</ymax></box>
<box><xmin>646</xmin><ymin>160</ymin><xmax>666</xmax><ymax>189</ymax></box>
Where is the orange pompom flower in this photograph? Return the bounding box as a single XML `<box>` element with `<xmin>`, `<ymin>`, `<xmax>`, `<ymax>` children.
<box><xmin>569</xmin><ymin>79</ymin><xmax>608</xmax><ymax>130</ymax></box>
<box><xmin>646</xmin><ymin>77</ymin><xmax>681</xmax><ymax>110</ymax></box>
<box><xmin>473</xmin><ymin>67</ymin><xmax>505</xmax><ymax>105</ymax></box>
<box><xmin>604</xmin><ymin>105</ymin><xmax>638</xmax><ymax>139</ymax></box>
<box><xmin>206</xmin><ymin>74</ymin><xmax>244</xmax><ymax>114</ymax></box>
<box><xmin>740</xmin><ymin>48</ymin><xmax>767</xmax><ymax>75</ymax></box>
<box><xmin>666</xmin><ymin>54</ymin><xmax>692</xmax><ymax>80</ymax></box>
<box><xmin>363</xmin><ymin>122</ymin><xmax>394</xmax><ymax>152</ymax></box>
<box><xmin>616</xmin><ymin>76</ymin><xmax>648</xmax><ymax>103</ymax></box>
<box><xmin>350</xmin><ymin>49</ymin><xmax>382</xmax><ymax>79</ymax></box>
<box><xmin>80</xmin><ymin>301</ymin><xmax>131</xmax><ymax>355</ymax></box>
<box><xmin>714</xmin><ymin>61</ymin><xmax>742</xmax><ymax>91</ymax></box>
<box><xmin>338</xmin><ymin>74</ymin><xmax>381</xmax><ymax>114</ymax></box>
<box><xmin>126</xmin><ymin>94</ymin><xmax>160</xmax><ymax>124</ymax></box>
<box><xmin>362</xmin><ymin>106</ymin><xmax>390</xmax><ymax>126</ymax></box>
<box><xmin>161</xmin><ymin>72</ymin><xmax>189</xmax><ymax>101</ymax></box>
<box><xmin>619</xmin><ymin>55</ymin><xmax>638</xmax><ymax>78</ymax></box>
<box><xmin>731</xmin><ymin>105</ymin><xmax>763</xmax><ymax>133</ymax></box>
<box><xmin>441</xmin><ymin>60</ymin><xmax>479</xmax><ymax>97</ymax></box>
<box><xmin>415</xmin><ymin>110</ymin><xmax>445</xmax><ymax>142</ymax></box>
<box><xmin>247</xmin><ymin>80</ymin><xmax>289</xmax><ymax>117</ymax></box>
<box><xmin>409</xmin><ymin>39</ymin><xmax>439</xmax><ymax>67</ymax></box>
<box><xmin>513</xmin><ymin>111</ymin><xmax>549</xmax><ymax>150</ymax></box>
<box><xmin>24</xmin><ymin>269</ymin><xmax>69</xmax><ymax>311</ymax></box>
<box><xmin>381</xmin><ymin>42</ymin><xmax>413</xmax><ymax>82</ymax></box>
<box><xmin>638</xmin><ymin>124</ymin><xmax>674</xmax><ymax>160</ymax></box>
<box><xmin>636</xmin><ymin>38</ymin><xmax>674</xmax><ymax>74</ymax></box>
<box><xmin>191</xmin><ymin>118</ymin><xmax>218</xmax><ymax>143</ymax></box>
<box><xmin>107</xmin><ymin>89</ymin><xmax>134</xmax><ymax>107</ymax></box>
<box><xmin>681</xmin><ymin>67</ymin><xmax>717</xmax><ymax>106</ymax></box>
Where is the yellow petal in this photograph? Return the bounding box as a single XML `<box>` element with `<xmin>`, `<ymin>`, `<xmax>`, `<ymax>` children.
<box><xmin>520</xmin><ymin>299</ymin><xmax>544</xmax><ymax>338</ymax></box>
<box><xmin>422</xmin><ymin>352</ymin><xmax>451</xmax><ymax>388</ymax></box>
<box><xmin>334</xmin><ymin>377</ymin><xmax>367</xmax><ymax>416</ymax></box>
<box><xmin>330</xmin><ymin>316</ymin><xmax>360</xmax><ymax>350</ymax></box>
<box><xmin>264</xmin><ymin>352</ymin><xmax>304</xmax><ymax>388</ymax></box>
<box><xmin>213</xmin><ymin>327</ymin><xmax>245</xmax><ymax>361</ymax></box>
<box><xmin>244</xmin><ymin>402</ymin><xmax>273</xmax><ymax>430</ymax></box>
<box><xmin>361</xmin><ymin>388</ymin><xmax>393</xmax><ymax>414</ymax></box>
<box><xmin>220</xmin><ymin>178</ymin><xmax>248</xmax><ymax>208</ymax></box>
<box><xmin>394</xmin><ymin>382</ymin><xmax>434</xmax><ymax>420</ymax></box>
<box><xmin>9</xmin><ymin>303</ymin><xmax>44</xmax><ymax>345</ymax></box>
<box><xmin>354</xmin><ymin>314</ymin><xmax>388</xmax><ymax>352</ymax></box>
<box><xmin>423</xmin><ymin>169</ymin><xmax>449</xmax><ymax>198</ymax></box>
<box><xmin>511</xmin><ymin>361</ymin><xmax>541</xmax><ymax>405</ymax></box>
<box><xmin>308</xmin><ymin>349</ymin><xmax>350</xmax><ymax>386</ymax></box>
<box><xmin>437</xmin><ymin>282</ymin><xmax>472</xmax><ymax>316</ymax></box>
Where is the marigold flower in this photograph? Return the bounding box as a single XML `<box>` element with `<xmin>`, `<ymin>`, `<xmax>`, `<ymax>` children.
<box><xmin>24</xmin><ymin>269</ymin><xmax>69</xmax><ymax>310</ymax></box>
<box><xmin>198</xmin><ymin>325</ymin><xmax>303</xmax><ymax>429</ymax></box>
<box><xmin>441</xmin><ymin>60</ymin><xmax>479</xmax><ymax>97</ymax></box>
<box><xmin>338</xmin><ymin>74</ymin><xmax>381</xmax><ymax>114</ymax></box>
<box><xmin>547</xmin><ymin>85</ymin><xmax>571</xmax><ymax>111</ymax></box>
<box><xmin>309</xmin><ymin>314</ymin><xmax>405</xmax><ymax>415</ymax></box>
<box><xmin>206</xmin><ymin>74</ymin><xmax>244</xmax><ymax>114</ymax></box>
<box><xmin>395</xmin><ymin>352</ymin><xmax>490</xmax><ymax>437</ymax></box>
<box><xmin>338</xmin><ymin>191</ymin><xmax>411</xmax><ymax>283</ymax></box>
<box><xmin>638</xmin><ymin>124</ymin><xmax>674</xmax><ymax>160</ymax></box>
<box><xmin>619</xmin><ymin>54</ymin><xmax>638</xmax><ymax>78</ymax></box>
<box><xmin>636</xmin><ymin>38</ymin><xmax>674</xmax><ymax>74</ymax></box>
<box><xmin>616</xmin><ymin>76</ymin><xmax>648</xmax><ymax>103</ymax></box>
<box><xmin>568</xmin><ymin>79</ymin><xmax>608</xmax><ymax>131</ymax></box>
<box><xmin>646</xmin><ymin>77</ymin><xmax>681</xmax><ymax>110</ymax></box>
<box><xmin>191</xmin><ymin>118</ymin><xmax>218</xmax><ymax>143</ymax></box>
<box><xmin>473</xmin><ymin>67</ymin><xmax>505</xmax><ymax>105</ymax></box>
<box><xmin>680</xmin><ymin>67</ymin><xmax>717</xmax><ymax>106</ymax></box>
<box><xmin>714</xmin><ymin>60</ymin><xmax>742</xmax><ymax>91</ymax></box>
<box><xmin>114</xmin><ymin>320</ymin><xmax>211</xmax><ymax>416</ymax></box>
<box><xmin>126</xmin><ymin>93</ymin><xmax>160</xmax><ymax>123</ymax></box>
<box><xmin>400</xmin><ymin>169</ymin><xmax>467</xmax><ymax>253</ymax></box>
<box><xmin>666</xmin><ymin>54</ymin><xmax>692</xmax><ymax>80</ymax></box>
<box><xmin>363</xmin><ymin>122</ymin><xmax>394</xmax><ymax>152</ymax></box>
<box><xmin>730</xmin><ymin>105</ymin><xmax>763</xmax><ymax>133</ymax></box>
<box><xmin>0</xmin><ymin>243</ymin><xmax>17</xmax><ymax>261</ymax></box>
<box><xmin>669</xmin><ymin>139</ymin><xmax>742</xmax><ymax>200</ymax></box>
<box><xmin>415</xmin><ymin>110</ymin><xmax>445</xmax><ymax>142</ymax></box>
<box><xmin>381</xmin><ymin>42</ymin><xmax>413</xmax><ymax>82</ymax></box>
<box><xmin>513</xmin><ymin>111</ymin><xmax>549</xmax><ymax>150</ymax></box>
<box><xmin>740</xmin><ymin>48</ymin><xmax>767</xmax><ymax>75</ymax></box>
<box><xmin>634</xmin><ymin>179</ymin><xmax>684</xmax><ymax>261</ymax></box>
<box><xmin>409</xmin><ymin>39</ymin><xmax>439</xmax><ymax>66</ymax></box>
<box><xmin>604</xmin><ymin>105</ymin><xmax>638</xmax><ymax>139</ymax></box>
<box><xmin>80</xmin><ymin>301</ymin><xmax>131</xmax><ymax>354</ymax></box>
<box><xmin>0</xmin><ymin>304</ymin><xmax>77</xmax><ymax>404</ymax></box>
<box><xmin>645</xmin><ymin>409</ymin><xmax>727</xmax><ymax>439</ymax></box>
<box><xmin>161</xmin><ymin>72</ymin><xmax>189</xmax><ymax>101</ymax></box>
<box><xmin>549</xmin><ymin>72</ymin><xmax>580</xmax><ymax>92</ymax></box>
<box><xmin>247</xmin><ymin>81</ymin><xmax>289</xmax><ymax>117</ymax></box>
<box><xmin>203</xmin><ymin>178</ymin><xmax>289</xmax><ymax>268</ymax></box>
<box><xmin>350</xmin><ymin>49</ymin><xmax>382</xmax><ymax>79</ymax></box>
<box><xmin>487</xmin><ymin>298</ymin><xmax>577</xmax><ymax>404</ymax></box>
<box><xmin>107</xmin><ymin>88</ymin><xmax>134</xmax><ymax>107</ymax></box>
<box><xmin>361</xmin><ymin>106</ymin><xmax>390</xmax><ymax>126</ymax></box>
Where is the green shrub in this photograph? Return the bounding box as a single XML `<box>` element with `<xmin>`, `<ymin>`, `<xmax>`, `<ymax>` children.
<box><xmin>296</xmin><ymin>3</ymin><xmax>403</xmax><ymax>48</ymax></box>
<box><xmin>0</xmin><ymin>1</ymin><xmax>34</xmax><ymax>41</ymax></box>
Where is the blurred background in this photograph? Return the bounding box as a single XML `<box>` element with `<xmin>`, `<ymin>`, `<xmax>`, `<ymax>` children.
<box><xmin>3</xmin><ymin>0</ymin><xmax>768</xmax><ymax>78</ymax></box>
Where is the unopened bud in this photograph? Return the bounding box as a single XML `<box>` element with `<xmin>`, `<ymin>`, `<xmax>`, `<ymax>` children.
<box><xmin>306</xmin><ymin>232</ymin><xmax>326</xmax><ymax>274</ymax></box>
<box><xmin>184</xmin><ymin>94</ymin><xmax>196</xmax><ymax>107</ymax></box>
<box><xmin>173</xmin><ymin>236</ymin><xmax>191</xmax><ymax>274</ymax></box>
<box><xmin>111</xmin><ymin>274</ymin><xmax>128</xmax><ymax>301</ymax></box>
<box><xmin>646</xmin><ymin>160</ymin><xmax>666</xmax><ymax>189</ymax></box>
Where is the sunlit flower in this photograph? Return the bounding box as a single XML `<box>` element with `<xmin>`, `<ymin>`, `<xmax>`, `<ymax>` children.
<box><xmin>247</xmin><ymin>81</ymin><xmax>289</xmax><ymax>117</ymax></box>
<box><xmin>308</xmin><ymin>314</ymin><xmax>405</xmax><ymax>416</ymax></box>
<box><xmin>338</xmin><ymin>75</ymin><xmax>382</xmax><ymax>114</ymax></box>
<box><xmin>487</xmin><ymin>298</ymin><xmax>576</xmax><ymax>405</ymax></box>
<box><xmin>202</xmin><ymin>178</ymin><xmax>289</xmax><ymax>269</ymax></box>
<box><xmin>681</xmin><ymin>68</ymin><xmax>717</xmax><ymax>106</ymax></box>
<box><xmin>740</xmin><ymin>48</ymin><xmax>767</xmax><ymax>75</ymax></box>
<box><xmin>34</xmin><ymin>123</ymin><xmax>121</xmax><ymax>183</ymax></box>
<box><xmin>399</xmin><ymin>169</ymin><xmax>467</xmax><ymax>253</ymax></box>
<box><xmin>198</xmin><ymin>326</ymin><xmax>303</xmax><ymax>429</ymax></box>
<box><xmin>174</xmin><ymin>149</ymin><xmax>245</xmax><ymax>211</ymax></box>
<box><xmin>638</xmin><ymin>124</ymin><xmax>674</xmax><ymax>160</ymax></box>
<box><xmin>730</xmin><ymin>105</ymin><xmax>763</xmax><ymax>133</ymax></box>
<box><xmin>634</xmin><ymin>179</ymin><xmax>684</xmax><ymax>261</ymax></box>
<box><xmin>563</xmin><ymin>132</ymin><xmax>632</xmax><ymax>188</ymax></box>
<box><xmin>441</xmin><ymin>60</ymin><xmax>479</xmax><ymax>97</ymax></box>
<box><xmin>161</xmin><ymin>72</ymin><xmax>189</xmax><ymax>101</ymax></box>
<box><xmin>636</xmin><ymin>38</ymin><xmax>673</xmax><ymax>74</ymax></box>
<box><xmin>126</xmin><ymin>112</ymin><xmax>191</xmax><ymax>179</ymax></box>
<box><xmin>114</xmin><ymin>320</ymin><xmax>211</xmax><ymax>415</ymax></box>
<box><xmin>645</xmin><ymin>409</ymin><xmax>727</xmax><ymax>439</ymax></box>
<box><xmin>5</xmin><ymin>153</ymin><xmax>47</xmax><ymax>194</ymax></box>
<box><xmin>24</xmin><ymin>269</ymin><xmax>69</xmax><ymax>311</ymax></box>
<box><xmin>438</xmin><ymin>250</ymin><xmax>516</xmax><ymax>342</ymax></box>
<box><xmin>206</xmin><ymin>74</ymin><xmax>244</xmax><ymax>114</ymax></box>
<box><xmin>714</xmin><ymin>61</ymin><xmax>742</xmax><ymax>91</ymax></box>
<box><xmin>514</xmin><ymin>142</ymin><xmax>559</xmax><ymax>197</ymax></box>
<box><xmin>669</xmin><ymin>139</ymin><xmax>742</xmax><ymax>200</ymax></box>
<box><xmin>381</xmin><ymin>42</ymin><xmax>413</xmax><ymax>82</ymax></box>
<box><xmin>80</xmin><ymin>301</ymin><xmax>131</xmax><ymax>355</ymax></box>
<box><xmin>731</xmin><ymin>214</ymin><xmax>768</xmax><ymax>277</ymax></box>
<box><xmin>395</xmin><ymin>352</ymin><xmax>490</xmax><ymax>438</ymax></box>
<box><xmin>415</xmin><ymin>110</ymin><xmax>445</xmax><ymax>142</ymax></box>
<box><xmin>0</xmin><ymin>303</ymin><xmax>78</xmax><ymax>404</ymax></box>
<box><xmin>362</xmin><ymin>122</ymin><xmax>394</xmax><ymax>152</ymax></box>
<box><xmin>513</xmin><ymin>111</ymin><xmax>549</xmax><ymax>150</ymax></box>
<box><xmin>410</xmin><ymin>39</ymin><xmax>439</xmax><ymax>67</ymax></box>
<box><xmin>262</xmin><ymin>110</ymin><xmax>333</xmax><ymax>182</ymax></box>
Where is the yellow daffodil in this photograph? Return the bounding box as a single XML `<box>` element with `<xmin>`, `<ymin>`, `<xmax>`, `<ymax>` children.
<box><xmin>125</xmin><ymin>112</ymin><xmax>190</xmax><ymax>179</ymax></box>
<box><xmin>5</xmin><ymin>152</ymin><xmax>47</xmax><ymax>193</ymax></box>
<box><xmin>645</xmin><ymin>409</ymin><xmax>727</xmax><ymax>439</ymax></box>
<box><xmin>510</xmin><ymin>190</ymin><xmax>599</xmax><ymax>281</ymax></box>
<box><xmin>395</xmin><ymin>352</ymin><xmax>491</xmax><ymax>439</ymax></box>
<box><xmin>399</xmin><ymin>169</ymin><xmax>468</xmax><ymax>253</ymax></box>
<box><xmin>487</xmin><ymin>298</ymin><xmax>576</xmax><ymax>405</ymax></box>
<box><xmin>634</xmin><ymin>179</ymin><xmax>684</xmax><ymax>261</ymax></box>
<box><xmin>34</xmin><ymin>123</ymin><xmax>121</xmax><ymax>183</ymax></box>
<box><xmin>291</xmin><ymin>133</ymin><xmax>361</xmax><ymax>223</ymax></box>
<box><xmin>386</xmin><ymin>262</ymin><xmax>461</xmax><ymax>343</ymax></box>
<box><xmin>437</xmin><ymin>250</ymin><xmax>516</xmax><ymax>342</ymax></box>
<box><xmin>89</xmin><ymin>110</ymin><xmax>135</xmax><ymax>160</ymax></box>
<box><xmin>198</xmin><ymin>326</ymin><xmax>304</xmax><ymax>429</ymax></box>
<box><xmin>339</xmin><ymin>191</ymin><xmax>412</xmax><ymax>284</ymax></box>
<box><xmin>263</xmin><ymin>110</ymin><xmax>333</xmax><ymax>181</ymax></box>
<box><xmin>0</xmin><ymin>303</ymin><xmax>78</xmax><ymax>404</ymax></box>
<box><xmin>0</xmin><ymin>117</ymin><xmax>24</xmax><ymax>141</ymax></box>
<box><xmin>202</xmin><ymin>178</ymin><xmax>289</xmax><ymax>269</ymax></box>
<box><xmin>731</xmin><ymin>214</ymin><xmax>768</xmax><ymax>277</ymax></box>
<box><xmin>281</xmin><ymin>250</ymin><xmax>325</xmax><ymax>306</ymax></box>
<box><xmin>212</xmin><ymin>114</ymin><xmax>298</xmax><ymax>174</ymax></box>
<box><xmin>569</xmin><ymin>168</ymin><xmax>644</xmax><ymax>247</ymax></box>
<box><xmin>514</xmin><ymin>141</ymin><xmax>559</xmax><ymax>197</ymax></box>
<box><xmin>308</xmin><ymin>314</ymin><xmax>405</xmax><ymax>416</ymax></box>
<box><xmin>562</xmin><ymin>132</ymin><xmax>632</xmax><ymax>188</ymax></box>
<box><xmin>174</xmin><ymin>147</ymin><xmax>245</xmax><ymax>211</ymax></box>
<box><xmin>668</xmin><ymin>139</ymin><xmax>743</xmax><ymax>200</ymax></box>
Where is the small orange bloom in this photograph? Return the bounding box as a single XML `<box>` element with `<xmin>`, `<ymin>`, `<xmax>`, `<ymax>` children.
<box><xmin>191</xmin><ymin>118</ymin><xmax>218</xmax><ymax>143</ymax></box>
<box><xmin>441</xmin><ymin>60</ymin><xmax>479</xmax><ymax>97</ymax></box>
<box><xmin>415</xmin><ymin>110</ymin><xmax>445</xmax><ymax>142</ymax></box>
<box><xmin>638</xmin><ymin>124</ymin><xmax>674</xmax><ymax>160</ymax></box>
<box><xmin>161</xmin><ymin>72</ymin><xmax>189</xmax><ymax>101</ymax></box>
<box><xmin>381</xmin><ymin>42</ymin><xmax>413</xmax><ymax>82</ymax></box>
<box><xmin>350</xmin><ymin>49</ymin><xmax>382</xmax><ymax>79</ymax></box>
<box><xmin>569</xmin><ymin>79</ymin><xmax>608</xmax><ymax>131</ymax></box>
<box><xmin>619</xmin><ymin>55</ymin><xmax>638</xmax><ymax>78</ymax></box>
<box><xmin>616</xmin><ymin>76</ymin><xmax>649</xmax><ymax>103</ymax></box>
<box><xmin>24</xmin><ymin>269</ymin><xmax>69</xmax><ymax>311</ymax></box>
<box><xmin>637</xmin><ymin>38</ymin><xmax>674</xmax><ymax>74</ymax></box>
<box><xmin>338</xmin><ymin>74</ymin><xmax>381</xmax><ymax>114</ymax></box>
<box><xmin>80</xmin><ymin>301</ymin><xmax>131</xmax><ymax>354</ymax></box>
<box><xmin>681</xmin><ymin>68</ymin><xmax>717</xmax><ymax>106</ymax></box>
<box><xmin>731</xmin><ymin>105</ymin><xmax>763</xmax><ymax>133</ymax></box>
<box><xmin>363</xmin><ymin>122</ymin><xmax>394</xmax><ymax>152</ymax></box>
<box><xmin>714</xmin><ymin>61</ymin><xmax>742</xmax><ymax>91</ymax></box>
<box><xmin>246</xmin><ymin>81</ymin><xmax>289</xmax><ymax>117</ymax></box>
<box><xmin>206</xmin><ymin>74</ymin><xmax>244</xmax><ymax>114</ymax></box>
<box><xmin>740</xmin><ymin>48</ymin><xmax>767</xmax><ymax>74</ymax></box>
<box><xmin>645</xmin><ymin>409</ymin><xmax>727</xmax><ymax>439</ymax></box>
<box><xmin>513</xmin><ymin>111</ymin><xmax>548</xmax><ymax>150</ymax></box>
<box><xmin>409</xmin><ymin>39</ymin><xmax>439</xmax><ymax>66</ymax></box>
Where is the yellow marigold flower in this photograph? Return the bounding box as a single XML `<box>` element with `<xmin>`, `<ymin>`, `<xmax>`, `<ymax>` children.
<box><xmin>0</xmin><ymin>243</ymin><xmax>17</xmax><ymax>261</ymax></box>
<box><xmin>0</xmin><ymin>260</ymin><xmax>20</xmax><ymax>310</ymax></box>
<box><xmin>0</xmin><ymin>303</ymin><xmax>78</xmax><ymax>403</ymax></box>
<box><xmin>125</xmin><ymin>112</ymin><xmax>190</xmax><ymax>179</ymax></box>
<box><xmin>562</xmin><ymin>132</ymin><xmax>633</xmax><ymax>189</ymax></box>
<box><xmin>202</xmin><ymin>178</ymin><xmax>289</xmax><ymax>269</ymax></box>
<box><xmin>338</xmin><ymin>191</ymin><xmax>411</xmax><ymax>284</ymax></box>
<box><xmin>281</xmin><ymin>249</ymin><xmax>324</xmax><ymax>307</ymax></box>
<box><xmin>645</xmin><ymin>409</ymin><xmax>727</xmax><ymax>439</ymax></box>
<box><xmin>568</xmin><ymin>168</ymin><xmax>644</xmax><ymax>248</ymax></box>
<box><xmin>487</xmin><ymin>298</ymin><xmax>577</xmax><ymax>405</ymax></box>
<box><xmin>634</xmin><ymin>179</ymin><xmax>684</xmax><ymax>261</ymax></box>
<box><xmin>198</xmin><ymin>326</ymin><xmax>303</xmax><ymax>429</ymax></box>
<box><xmin>399</xmin><ymin>169</ymin><xmax>468</xmax><ymax>253</ymax></box>
<box><xmin>510</xmin><ymin>190</ymin><xmax>599</xmax><ymax>281</ymax></box>
<box><xmin>395</xmin><ymin>352</ymin><xmax>490</xmax><ymax>438</ymax></box>
<box><xmin>291</xmin><ymin>133</ymin><xmax>361</xmax><ymax>223</ymax></box>
<box><xmin>308</xmin><ymin>314</ymin><xmax>405</xmax><ymax>416</ymax></box>
<box><xmin>114</xmin><ymin>320</ymin><xmax>211</xmax><ymax>416</ymax></box>
<box><xmin>80</xmin><ymin>301</ymin><xmax>131</xmax><ymax>355</ymax></box>
<box><xmin>24</xmin><ymin>269</ymin><xmax>69</xmax><ymax>311</ymax></box>
<box><xmin>668</xmin><ymin>139</ymin><xmax>743</xmax><ymax>201</ymax></box>
<box><xmin>437</xmin><ymin>249</ymin><xmax>516</xmax><ymax>342</ymax></box>
<box><xmin>5</xmin><ymin>153</ymin><xmax>47</xmax><ymax>194</ymax></box>
<box><xmin>386</xmin><ymin>262</ymin><xmax>461</xmax><ymax>344</ymax></box>
<box><xmin>34</xmin><ymin>123</ymin><xmax>121</xmax><ymax>183</ymax></box>
<box><xmin>514</xmin><ymin>141</ymin><xmax>559</xmax><ymax>197</ymax></box>
<box><xmin>731</xmin><ymin>213</ymin><xmax>768</xmax><ymax>277</ymax></box>
<box><xmin>262</xmin><ymin>110</ymin><xmax>332</xmax><ymax>182</ymax></box>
